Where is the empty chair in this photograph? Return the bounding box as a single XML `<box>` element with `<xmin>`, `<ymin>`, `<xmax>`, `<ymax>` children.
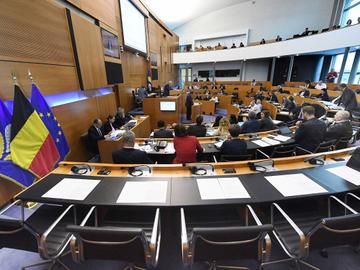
<box><xmin>67</xmin><ymin>207</ymin><xmax>161</xmax><ymax>270</ymax></box>
<box><xmin>314</xmin><ymin>139</ymin><xmax>336</xmax><ymax>153</ymax></box>
<box><xmin>22</xmin><ymin>204</ymin><xmax>76</xmax><ymax>270</ymax></box>
<box><xmin>0</xmin><ymin>200</ymin><xmax>37</xmax><ymax>252</ymax></box>
<box><xmin>261</xmin><ymin>196</ymin><xmax>360</xmax><ymax>270</ymax></box>
<box><xmin>271</xmin><ymin>144</ymin><xmax>298</xmax><ymax>158</ymax></box>
<box><xmin>181</xmin><ymin>205</ymin><xmax>272</xmax><ymax>269</ymax></box>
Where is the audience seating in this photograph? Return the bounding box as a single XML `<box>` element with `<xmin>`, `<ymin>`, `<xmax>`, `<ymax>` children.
<box><xmin>314</xmin><ymin>139</ymin><xmax>337</xmax><ymax>153</ymax></box>
<box><xmin>261</xmin><ymin>196</ymin><xmax>360</xmax><ymax>270</ymax></box>
<box><xmin>67</xmin><ymin>207</ymin><xmax>161</xmax><ymax>270</ymax></box>
<box><xmin>181</xmin><ymin>206</ymin><xmax>272</xmax><ymax>270</ymax></box>
<box><xmin>220</xmin><ymin>154</ymin><xmax>253</xmax><ymax>162</ymax></box>
<box><xmin>335</xmin><ymin>136</ymin><xmax>352</xmax><ymax>150</ymax></box>
<box><xmin>271</xmin><ymin>144</ymin><xmax>298</xmax><ymax>158</ymax></box>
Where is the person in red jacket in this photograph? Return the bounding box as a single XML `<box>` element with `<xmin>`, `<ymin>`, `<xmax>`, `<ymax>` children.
<box><xmin>173</xmin><ymin>124</ymin><xmax>203</xmax><ymax>164</ymax></box>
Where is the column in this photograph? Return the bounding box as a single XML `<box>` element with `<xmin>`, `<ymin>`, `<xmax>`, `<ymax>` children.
<box><xmin>349</xmin><ymin>49</ymin><xmax>360</xmax><ymax>84</ymax></box>
<box><xmin>270</xmin><ymin>57</ymin><xmax>276</xmax><ymax>84</ymax></box>
<box><xmin>287</xmin><ymin>56</ymin><xmax>295</xmax><ymax>82</ymax></box>
<box><xmin>338</xmin><ymin>47</ymin><xmax>350</xmax><ymax>83</ymax></box>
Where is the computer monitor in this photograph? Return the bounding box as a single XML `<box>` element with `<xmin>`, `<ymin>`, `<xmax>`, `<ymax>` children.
<box><xmin>160</xmin><ymin>101</ymin><xmax>176</xmax><ymax>112</ymax></box>
<box><xmin>278</xmin><ymin>125</ymin><xmax>292</xmax><ymax>135</ymax></box>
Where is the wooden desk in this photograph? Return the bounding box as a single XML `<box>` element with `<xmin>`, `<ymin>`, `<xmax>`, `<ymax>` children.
<box><xmin>199</xmin><ymin>100</ymin><xmax>215</xmax><ymax>115</ymax></box>
<box><xmin>98</xmin><ymin>116</ymin><xmax>151</xmax><ymax>163</ymax></box>
<box><xmin>143</xmin><ymin>95</ymin><xmax>182</xmax><ymax>129</ymax></box>
<box><xmin>191</xmin><ymin>102</ymin><xmax>202</xmax><ymax>122</ymax></box>
<box><xmin>218</xmin><ymin>95</ymin><xmax>232</xmax><ymax>109</ymax></box>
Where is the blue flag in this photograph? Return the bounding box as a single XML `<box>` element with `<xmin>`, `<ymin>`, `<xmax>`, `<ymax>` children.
<box><xmin>0</xmin><ymin>160</ymin><xmax>36</xmax><ymax>188</ymax></box>
<box><xmin>0</xmin><ymin>99</ymin><xmax>36</xmax><ymax>187</ymax></box>
<box><xmin>31</xmin><ymin>84</ymin><xmax>70</xmax><ymax>161</ymax></box>
<box><xmin>0</xmin><ymin>99</ymin><xmax>11</xmax><ymax>160</ymax></box>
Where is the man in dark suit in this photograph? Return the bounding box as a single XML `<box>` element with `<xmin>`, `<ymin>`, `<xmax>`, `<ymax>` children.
<box><xmin>112</xmin><ymin>131</ymin><xmax>152</xmax><ymax>164</ymax></box>
<box><xmin>163</xmin><ymin>81</ymin><xmax>172</xmax><ymax>97</ymax></box>
<box><xmin>325</xmin><ymin>110</ymin><xmax>353</xmax><ymax>145</ymax></box>
<box><xmin>241</xmin><ymin>111</ymin><xmax>260</xmax><ymax>134</ymax></box>
<box><xmin>185</xmin><ymin>91</ymin><xmax>193</xmax><ymax>120</ymax></box>
<box><xmin>294</xmin><ymin>106</ymin><xmax>327</xmax><ymax>153</ymax></box>
<box><xmin>220</xmin><ymin>125</ymin><xmax>247</xmax><ymax>156</ymax></box>
<box><xmin>187</xmin><ymin>115</ymin><xmax>207</xmax><ymax>137</ymax></box>
<box><xmin>153</xmin><ymin>120</ymin><xmax>173</xmax><ymax>138</ymax></box>
<box><xmin>87</xmin><ymin>118</ymin><xmax>105</xmax><ymax>155</ymax></box>
<box><xmin>336</xmin><ymin>83</ymin><xmax>358</xmax><ymax>111</ymax></box>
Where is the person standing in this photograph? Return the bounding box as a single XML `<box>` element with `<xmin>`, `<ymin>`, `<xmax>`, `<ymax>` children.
<box><xmin>185</xmin><ymin>90</ymin><xmax>193</xmax><ymax>121</ymax></box>
<box><xmin>335</xmin><ymin>83</ymin><xmax>358</xmax><ymax>111</ymax></box>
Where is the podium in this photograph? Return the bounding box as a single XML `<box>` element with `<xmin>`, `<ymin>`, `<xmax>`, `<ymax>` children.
<box><xmin>143</xmin><ymin>95</ymin><xmax>182</xmax><ymax>129</ymax></box>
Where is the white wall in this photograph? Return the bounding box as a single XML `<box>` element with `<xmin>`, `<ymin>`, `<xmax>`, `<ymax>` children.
<box><xmin>175</xmin><ymin>0</ymin><xmax>334</xmax><ymax>45</ymax></box>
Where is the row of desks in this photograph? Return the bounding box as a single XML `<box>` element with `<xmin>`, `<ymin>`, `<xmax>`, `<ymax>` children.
<box><xmin>16</xmin><ymin>148</ymin><xmax>357</xmax><ymax>208</ymax></box>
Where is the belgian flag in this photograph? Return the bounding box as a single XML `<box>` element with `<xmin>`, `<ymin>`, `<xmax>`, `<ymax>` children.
<box><xmin>10</xmin><ymin>85</ymin><xmax>59</xmax><ymax>178</ymax></box>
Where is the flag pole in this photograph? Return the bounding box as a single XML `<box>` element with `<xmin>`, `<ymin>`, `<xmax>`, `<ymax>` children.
<box><xmin>27</xmin><ymin>69</ymin><xmax>35</xmax><ymax>84</ymax></box>
<box><xmin>11</xmin><ymin>71</ymin><xmax>18</xmax><ymax>85</ymax></box>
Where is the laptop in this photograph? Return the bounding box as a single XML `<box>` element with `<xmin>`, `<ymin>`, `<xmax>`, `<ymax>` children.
<box><xmin>278</xmin><ymin>125</ymin><xmax>292</xmax><ymax>136</ymax></box>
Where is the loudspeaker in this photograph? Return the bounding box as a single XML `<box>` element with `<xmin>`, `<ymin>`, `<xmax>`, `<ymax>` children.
<box><xmin>105</xmin><ymin>61</ymin><xmax>123</xmax><ymax>84</ymax></box>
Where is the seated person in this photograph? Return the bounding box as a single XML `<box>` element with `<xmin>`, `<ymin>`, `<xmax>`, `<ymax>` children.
<box><xmin>298</xmin><ymin>87</ymin><xmax>310</xmax><ymax>97</ymax></box>
<box><xmin>153</xmin><ymin>120</ymin><xmax>173</xmax><ymax>138</ymax></box>
<box><xmin>249</xmin><ymin>99</ymin><xmax>262</xmax><ymax>115</ymax></box>
<box><xmin>87</xmin><ymin>119</ymin><xmax>105</xmax><ymax>154</ymax></box>
<box><xmin>294</xmin><ymin>106</ymin><xmax>327</xmax><ymax>153</ymax></box>
<box><xmin>114</xmin><ymin>107</ymin><xmax>132</xmax><ymax>129</ymax></box>
<box><xmin>112</xmin><ymin>131</ymin><xmax>152</xmax><ymax>164</ymax></box>
<box><xmin>283</xmin><ymin>96</ymin><xmax>296</xmax><ymax>113</ymax></box>
<box><xmin>260</xmin><ymin>38</ymin><xmax>266</xmax><ymax>44</ymax></box>
<box><xmin>254</xmin><ymin>90</ymin><xmax>265</xmax><ymax>101</ymax></box>
<box><xmin>251</xmin><ymin>79</ymin><xmax>257</xmax><ymax>86</ymax></box>
<box><xmin>241</xmin><ymin>111</ymin><xmax>260</xmax><ymax>134</ymax></box>
<box><xmin>259</xmin><ymin>110</ymin><xmax>275</xmax><ymax>131</ymax></box>
<box><xmin>103</xmin><ymin>115</ymin><xmax>116</xmax><ymax>134</ymax></box>
<box><xmin>325</xmin><ymin>110</ymin><xmax>352</xmax><ymax>142</ymax></box>
<box><xmin>173</xmin><ymin>124</ymin><xmax>203</xmax><ymax>164</ymax></box>
<box><xmin>214</xmin><ymin>118</ymin><xmax>230</xmax><ymax>137</ymax></box>
<box><xmin>239</xmin><ymin>42</ymin><xmax>245</xmax><ymax>47</ymax></box>
<box><xmin>275</xmin><ymin>35</ymin><xmax>282</xmax><ymax>41</ymax></box>
<box><xmin>315</xmin><ymin>80</ymin><xmax>327</xmax><ymax>90</ymax></box>
<box><xmin>317</xmin><ymin>88</ymin><xmax>330</xmax><ymax>101</ymax></box>
<box><xmin>187</xmin><ymin>115</ymin><xmax>207</xmax><ymax>137</ymax></box>
<box><xmin>220</xmin><ymin>125</ymin><xmax>247</xmax><ymax>156</ymax></box>
<box><xmin>268</xmin><ymin>90</ymin><xmax>279</xmax><ymax>103</ymax></box>
<box><xmin>231</xmin><ymin>43</ymin><xmax>236</xmax><ymax>48</ymax></box>
<box><xmin>229</xmin><ymin>114</ymin><xmax>238</xmax><ymax>125</ymax></box>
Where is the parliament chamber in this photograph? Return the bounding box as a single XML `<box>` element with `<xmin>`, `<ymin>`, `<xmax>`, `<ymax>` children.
<box><xmin>1</xmin><ymin>0</ymin><xmax>360</xmax><ymax>270</ymax></box>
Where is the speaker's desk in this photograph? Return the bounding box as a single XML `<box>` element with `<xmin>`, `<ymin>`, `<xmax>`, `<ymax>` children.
<box><xmin>143</xmin><ymin>95</ymin><xmax>182</xmax><ymax>129</ymax></box>
<box><xmin>98</xmin><ymin>115</ymin><xmax>151</xmax><ymax>163</ymax></box>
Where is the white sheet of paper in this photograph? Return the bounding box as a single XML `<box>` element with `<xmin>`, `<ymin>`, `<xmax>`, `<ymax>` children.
<box><xmin>262</xmin><ymin>137</ymin><xmax>281</xmax><ymax>146</ymax></box>
<box><xmin>218</xmin><ymin>177</ymin><xmax>250</xmax><ymax>199</ymax></box>
<box><xmin>197</xmin><ymin>178</ymin><xmax>250</xmax><ymax>200</ymax></box>
<box><xmin>273</xmin><ymin>135</ymin><xmax>291</xmax><ymax>142</ymax></box>
<box><xmin>42</xmin><ymin>178</ymin><xmax>100</xmax><ymax>200</ymax></box>
<box><xmin>265</xmin><ymin>173</ymin><xmax>328</xmax><ymax>197</ymax></box>
<box><xmin>214</xmin><ymin>140</ymin><xmax>224</xmax><ymax>148</ymax></box>
<box><xmin>164</xmin><ymin>142</ymin><xmax>175</xmax><ymax>154</ymax></box>
<box><xmin>117</xmin><ymin>181</ymin><xmax>168</xmax><ymax>203</ymax></box>
<box><xmin>326</xmin><ymin>166</ymin><xmax>360</xmax><ymax>186</ymax></box>
<box><xmin>252</xmin><ymin>140</ymin><xmax>270</xmax><ymax>147</ymax></box>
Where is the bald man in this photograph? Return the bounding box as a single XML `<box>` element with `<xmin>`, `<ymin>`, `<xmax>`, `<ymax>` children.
<box><xmin>325</xmin><ymin>110</ymin><xmax>353</xmax><ymax>145</ymax></box>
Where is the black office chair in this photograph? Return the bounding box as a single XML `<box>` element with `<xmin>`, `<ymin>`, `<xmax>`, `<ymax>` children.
<box><xmin>351</xmin><ymin>110</ymin><xmax>360</xmax><ymax>127</ymax></box>
<box><xmin>0</xmin><ymin>200</ymin><xmax>38</xmax><ymax>252</ymax></box>
<box><xmin>314</xmin><ymin>139</ymin><xmax>336</xmax><ymax>153</ymax></box>
<box><xmin>67</xmin><ymin>207</ymin><xmax>161</xmax><ymax>270</ymax></box>
<box><xmin>181</xmin><ymin>205</ymin><xmax>272</xmax><ymax>270</ymax></box>
<box><xmin>22</xmin><ymin>203</ymin><xmax>76</xmax><ymax>270</ymax></box>
<box><xmin>345</xmin><ymin>193</ymin><xmax>360</xmax><ymax>213</ymax></box>
<box><xmin>261</xmin><ymin>196</ymin><xmax>360</xmax><ymax>270</ymax></box>
<box><xmin>220</xmin><ymin>154</ymin><xmax>252</xmax><ymax>162</ymax></box>
<box><xmin>271</xmin><ymin>144</ymin><xmax>298</xmax><ymax>158</ymax></box>
<box><xmin>335</xmin><ymin>136</ymin><xmax>352</xmax><ymax>150</ymax></box>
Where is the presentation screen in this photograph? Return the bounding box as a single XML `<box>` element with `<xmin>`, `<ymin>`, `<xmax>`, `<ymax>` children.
<box><xmin>119</xmin><ymin>0</ymin><xmax>147</xmax><ymax>54</ymax></box>
<box><xmin>160</xmin><ymin>101</ymin><xmax>176</xmax><ymax>112</ymax></box>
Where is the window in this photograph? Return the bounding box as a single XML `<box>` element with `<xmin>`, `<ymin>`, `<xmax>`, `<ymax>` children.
<box><xmin>331</xmin><ymin>52</ymin><xmax>357</xmax><ymax>83</ymax></box>
<box><xmin>179</xmin><ymin>67</ymin><xmax>192</xmax><ymax>87</ymax></box>
<box><xmin>341</xmin><ymin>0</ymin><xmax>360</xmax><ymax>26</ymax></box>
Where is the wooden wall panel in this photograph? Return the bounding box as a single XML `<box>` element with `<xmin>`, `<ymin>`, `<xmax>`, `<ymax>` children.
<box><xmin>0</xmin><ymin>62</ymin><xmax>79</xmax><ymax>100</ymax></box>
<box><xmin>53</xmin><ymin>98</ymin><xmax>99</xmax><ymax>161</ymax></box>
<box><xmin>79</xmin><ymin>0</ymin><xmax>118</xmax><ymax>30</ymax></box>
<box><xmin>96</xmin><ymin>93</ymin><xmax>117</xmax><ymax>120</ymax></box>
<box><xmin>71</xmin><ymin>12</ymin><xmax>107</xmax><ymax>90</ymax></box>
<box><xmin>0</xmin><ymin>0</ymin><xmax>74</xmax><ymax>66</ymax></box>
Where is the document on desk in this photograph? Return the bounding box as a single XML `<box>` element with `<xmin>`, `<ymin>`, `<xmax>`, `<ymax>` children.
<box><xmin>164</xmin><ymin>142</ymin><xmax>175</xmax><ymax>154</ymax></box>
<box><xmin>196</xmin><ymin>177</ymin><xmax>250</xmax><ymax>200</ymax></box>
<box><xmin>273</xmin><ymin>135</ymin><xmax>291</xmax><ymax>142</ymax></box>
<box><xmin>252</xmin><ymin>140</ymin><xmax>270</xmax><ymax>147</ymax></box>
<box><xmin>214</xmin><ymin>140</ymin><xmax>224</xmax><ymax>149</ymax></box>
<box><xmin>265</xmin><ymin>173</ymin><xmax>328</xmax><ymax>197</ymax></box>
<box><xmin>326</xmin><ymin>166</ymin><xmax>360</xmax><ymax>186</ymax></box>
<box><xmin>117</xmin><ymin>181</ymin><xmax>168</xmax><ymax>203</ymax></box>
<box><xmin>262</xmin><ymin>137</ymin><xmax>281</xmax><ymax>146</ymax></box>
<box><xmin>42</xmin><ymin>178</ymin><xmax>100</xmax><ymax>200</ymax></box>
